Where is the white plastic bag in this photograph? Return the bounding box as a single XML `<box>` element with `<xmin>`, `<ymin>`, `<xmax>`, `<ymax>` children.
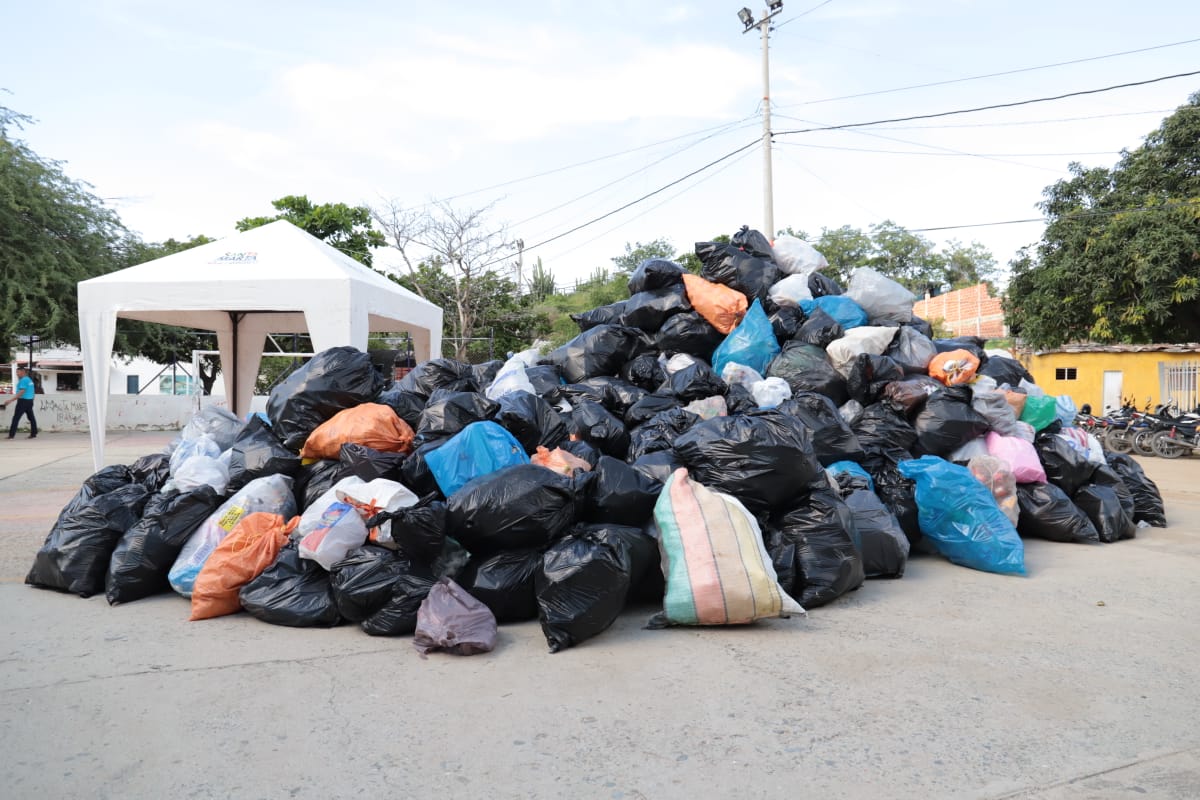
<box><xmin>845</xmin><ymin>267</ymin><xmax>915</xmax><ymax>323</ymax></box>
<box><xmin>968</xmin><ymin>454</ymin><xmax>1019</xmax><ymax>526</ymax></box>
<box><xmin>336</xmin><ymin>477</ymin><xmax>419</xmax><ymax>541</ymax></box>
<box><xmin>948</xmin><ymin>436</ymin><xmax>990</xmax><ymax>464</ymax></box>
<box><xmin>719</xmin><ymin>361</ymin><xmax>764</xmax><ymax>388</ymax></box>
<box><xmin>297</xmin><ymin>476</ymin><xmax>364</xmax><ymax>540</ymax></box>
<box><xmin>169</xmin><ymin>474</ymin><xmax>297</xmax><ymax>597</ymax></box>
<box><xmin>298</xmin><ymin>501</ymin><xmax>369</xmax><ymax>570</ymax></box>
<box><xmin>825</xmin><ymin>326</ymin><xmax>899</xmax><ymax>377</ymax></box>
<box><xmin>169</xmin><ymin>433</ymin><xmax>222</xmax><ymax>476</ymax></box>
<box><xmin>768</xmin><ymin>274</ymin><xmax>812</xmax><ymax>307</ymax></box>
<box><xmin>662</xmin><ymin>353</ymin><xmax>697</xmax><ymax>375</ymax></box>
<box><xmin>175</xmin><ymin>406</ymin><xmax>243</xmax><ymax>451</ymax></box>
<box><xmin>771</xmin><ymin>235</ymin><xmax>828</xmax><ymax>276</ymax></box>
<box><xmin>166</xmin><ymin>455</ymin><xmax>230</xmax><ymax>495</ymax></box>
<box><xmin>485</xmin><ymin>354</ymin><xmax>537</xmax><ymax>400</ymax></box>
<box><xmin>750</xmin><ymin>377</ymin><xmax>792</xmax><ymax>408</ymax></box>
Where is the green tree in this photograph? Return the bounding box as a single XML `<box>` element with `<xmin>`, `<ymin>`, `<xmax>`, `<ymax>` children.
<box><xmin>611</xmin><ymin>238</ymin><xmax>678</xmax><ymax>275</ymax></box>
<box><xmin>1005</xmin><ymin>93</ymin><xmax>1200</xmax><ymax>347</ymax></box>
<box><xmin>1</xmin><ymin>105</ymin><xmax>124</xmax><ymax>359</ymax></box>
<box><xmin>527</xmin><ymin>256</ymin><xmax>556</xmax><ymax>302</ymax></box>
<box><xmin>237</xmin><ymin>194</ymin><xmax>385</xmax><ymax>267</ymax></box>
<box><xmin>813</xmin><ymin>225</ymin><xmax>873</xmax><ymax>287</ymax></box>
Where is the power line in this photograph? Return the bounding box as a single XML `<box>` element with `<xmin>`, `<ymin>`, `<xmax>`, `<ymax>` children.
<box><xmin>871</xmin><ymin>108</ymin><xmax>1175</xmax><ymax>131</ymax></box>
<box><xmin>775</xmin><ymin>69</ymin><xmax>1200</xmax><ymax>136</ymax></box>
<box><xmin>775</xmin><ymin>0</ymin><xmax>835</xmax><ymax>28</ymax></box>
<box><xmin>777</xmin><ymin>141</ymin><xmax>1121</xmax><ymax>158</ymax></box>
<box><xmin>776</xmin><ymin>37</ymin><xmax>1200</xmax><ymax>108</ymax></box>
<box><xmin>906</xmin><ymin>199</ymin><xmax>1197</xmax><ymax>234</ymax></box>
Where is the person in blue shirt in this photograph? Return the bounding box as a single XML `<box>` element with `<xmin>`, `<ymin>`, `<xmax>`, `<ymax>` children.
<box><xmin>5</xmin><ymin>367</ymin><xmax>38</xmax><ymax>439</ymax></box>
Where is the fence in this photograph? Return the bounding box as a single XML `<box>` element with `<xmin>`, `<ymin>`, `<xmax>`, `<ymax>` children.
<box><xmin>1159</xmin><ymin>360</ymin><xmax>1200</xmax><ymax>412</ymax></box>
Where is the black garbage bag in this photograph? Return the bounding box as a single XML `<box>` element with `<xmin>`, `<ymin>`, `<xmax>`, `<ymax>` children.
<box><xmin>628</xmin><ymin>257</ymin><xmax>685</xmax><ymax>294</ymax></box>
<box><xmin>673</xmin><ymin>409</ymin><xmax>823</xmax><ymax>515</ymax></box>
<box><xmin>862</xmin><ymin>452</ymin><xmax>922</xmax><ymax>546</ymax></box>
<box><xmin>547</xmin><ymin>325</ymin><xmax>644</xmax><ymax>384</ymax></box>
<box><xmin>74</xmin><ymin>465</ymin><xmax>136</xmax><ymax>512</ymax></box>
<box><xmin>580</xmin><ymin>455</ymin><xmax>662</xmax><ymax>527</ymax></box>
<box><xmin>416</xmin><ymin>390</ymin><xmax>499</xmax><ymax>444</ymax></box>
<box><xmin>337</xmin><ymin>443</ymin><xmax>406</xmax><ymax>483</ymax></box>
<box><xmin>766</xmin><ymin>341</ymin><xmax>849</xmax><ymax>406</ymax></box>
<box><xmin>536</xmin><ymin>523</ymin><xmax>653</xmax><ymax>653</ymax></box>
<box><xmin>1103</xmin><ymin>453</ymin><xmax>1165</xmax><ymax>526</ymax></box>
<box><xmin>776</xmin><ymin>391</ymin><xmax>865</xmax><ymax>466</ymax></box>
<box><xmin>571</xmin><ymin>300</ymin><xmax>628</xmax><ymax>332</ymax></box>
<box><xmin>768</xmin><ymin>304</ymin><xmax>806</xmax><ymax>344</ymax></box>
<box><xmin>1035</xmin><ymin>433</ymin><xmax>1098</xmax><ymax>497</ymax></box>
<box><xmin>293</xmin><ymin>458</ymin><xmax>343</xmax><ymax>511</ymax></box>
<box><xmin>105</xmin><ymin>486</ymin><xmax>224</xmax><ymax>604</ymax></box>
<box><xmin>397</xmin><ymin>357</ymin><xmax>477</xmax><ymax>398</ymax></box>
<box><xmin>329</xmin><ymin>545</ymin><xmax>420</xmax><ymax>622</ymax></box>
<box><xmin>628</xmin><ymin>407</ymin><xmax>700</xmax><ymax>461</ymax></box>
<box><xmin>494</xmin><ymin>392</ymin><xmax>569</xmax><ymax>454</ymax></box>
<box><xmin>731</xmin><ymin>225</ymin><xmax>775</xmax><ymax>260</ymax></box>
<box><xmin>620</xmin><ymin>354</ymin><xmax>667</xmax><ymax>392</ymax></box>
<box><xmin>631</xmin><ymin>449</ymin><xmax>684</xmax><ymax>485</ymax></box>
<box><xmin>725</xmin><ymin>382</ymin><xmax>759</xmax><ymax>414</ymax></box>
<box><xmin>398</xmin><ymin>442</ymin><xmax>444</xmax><ymax>499</ymax></box>
<box><xmin>456</xmin><ymin>549</ymin><xmax>542</xmax><ymax>623</ymax></box>
<box><xmin>226</xmin><ymin>416</ymin><xmax>302</xmax><ymax>492</ymax></box>
<box><xmin>239</xmin><ymin>542</ymin><xmax>342</xmax><ymax>627</ymax></box>
<box><xmin>624</xmin><ymin>393</ymin><xmax>682</xmax><ymax>427</ymax></box>
<box><xmin>846</xmin><ymin>353</ymin><xmax>906</xmax><ymax>406</ymax></box>
<box><xmin>933</xmin><ymin>337</ymin><xmax>988</xmax><ymax>366</ymax></box>
<box><xmin>471</xmin><ymin>360</ymin><xmax>504</xmax><ymax>388</ymax></box>
<box><xmin>377</xmin><ymin>388</ymin><xmax>427</xmax><ymax>429</ymax></box>
<box><xmin>568</xmin><ymin>376</ymin><xmax>648</xmax><ymax>415</ymax></box>
<box><xmin>979</xmin><ymin>355</ymin><xmax>1033</xmax><ymax>387</ymax></box>
<box><xmin>885</xmin><ymin>326</ymin><xmax>939</xmax><ymax>375</ymax></box>
<box><xmin>663</xmin><ymin>359</ymin><xmax>727</xmax><ymax>402</ymax></box>
<box><xmin>844</xmin><ymin>488</ymin><xmax>908</xmax><ymax>578</ymax></box>
<box><xmin>569</xmin><ymin>399</ymin><xmax>630</xmax><ymax>459</ymax></box>
<box><xmin>913</xmin><ymin>386</ymin><xmax>989</xmax><ymax>457</ymax></box>
<box><xmin>618</xmin><ymin>285</ymin><xmax>691</xmax><ymax>333</ymax></box>
<box><xmin>365</xmin><ymin>492</ymin><xmax>447</xmax><ymax>560</ymax></box>
<box><xmin>696</xmin><ymin>241</ymin><xmax>780</xmax><ymax>302</ymax></box>
<box><xmin>882</xmin><ymin>375</ymin><xmax>941</xmax><ymax>418</ymax></box>
<box><xmin>561</xmin><ymin>439</ymin><xmax>602</xmax><ymax>468</ymax></box>
<box><xmin>1015</xmin><ymin>483</ymin><xmax>1100</xmax><ymax>543</ymax></box>
<box><xmin>525</xmin><ymin>365</ymin><xmax>565</xmax><ymax>402</ymax></box>
<box><xmin>266</xmin><ymin>346</ymin><xmax>385</xmax><ymax>450</ymax></box>
<box><xmin>446</xmin><ymin>463</ymin><xmax>579</xmax><ymax>554</ymax></box>
<box><xmin>360</xmin><ymin>561</ymin><xmax>438</xmax><ymax>636</ymax></box>
<box><xmin>129</xmin><ymin>453</ymin><xmax>171</xmax><ymax>493</ymax></box>
<box><xmin>808</xmin><ymin>271</ymin><xmax>843</xmax><ymax>298</ymax></box>
<box><xmin>26</xmin><ymin>483</ymin><xmax>151</xmax><ymax>597</ymax></box>
<box><xmin>1088</xmin><ymin>464</ymin><xmax>1137</xmax><ymax>521</ymax></box>
<box><xmin>904</xmin><ymin>316</ymin><xmax>935</xmax><ymax>339</ymax></box>
<box><xmin>794</xmin><ymin>308</ymin><xmax>844</xmax><ymax>348</ymax></box>
<box><xmin>1073</xmin><ymin>483</ymin><xmax>1136</xmax><ymax>543</ymax></box>
<box><xmin>655</xmin><ymin>311</ymin><xmax>725</xmax><ymax>360</ymax></box>
<box><xmin>769</xmin><ymin>489</ymin><xmax>864</xmax><ymax>608</ymax></box>
<box><xmin>853</xmin><ymin>403</ymin><xmax>919</xmax><ymax>457</ymax></box>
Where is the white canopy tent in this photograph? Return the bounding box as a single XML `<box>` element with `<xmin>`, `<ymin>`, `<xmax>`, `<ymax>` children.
<box><xmin>78</xmin><ymin>220</ymin><xmax>443</xmax><ymax>469</ymax></box>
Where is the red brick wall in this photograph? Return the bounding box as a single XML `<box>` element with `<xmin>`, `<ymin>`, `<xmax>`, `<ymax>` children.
<box><xmin>913</xmin><ymin>283</ymin><xmax>1007</xmax><ymax>339</ymax></box>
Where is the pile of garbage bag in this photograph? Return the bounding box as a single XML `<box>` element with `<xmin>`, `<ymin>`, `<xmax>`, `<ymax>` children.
<box><xmin>25</xmin><ymin>229</ymin><xmax>1169</xmax><ymax>654</ymax></box>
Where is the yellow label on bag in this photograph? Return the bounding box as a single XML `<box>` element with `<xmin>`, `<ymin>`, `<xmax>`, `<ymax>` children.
<box><xmin>217</xmin><ymin>506</ymin><xmax>246</xmax><ymax>531</ymax></box>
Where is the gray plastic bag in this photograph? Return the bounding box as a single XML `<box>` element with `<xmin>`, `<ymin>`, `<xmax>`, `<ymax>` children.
<box><xmin>413</xmin><ymin>578</ymin><xmax>498</xmax><ymax>656</ymax></box>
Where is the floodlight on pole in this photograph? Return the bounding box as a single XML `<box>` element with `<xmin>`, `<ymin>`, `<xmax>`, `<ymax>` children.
<box><xmin>737</xmin><ymin>1</ymin><xmax>783</xmax><ymax>239</ymax></box>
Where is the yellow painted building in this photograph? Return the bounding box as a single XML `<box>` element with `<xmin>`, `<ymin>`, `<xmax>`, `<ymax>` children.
<box><xmin>1018</xmin><ymin>344</ymin><xmax>1200</xmax><ymax>414</ymax></box>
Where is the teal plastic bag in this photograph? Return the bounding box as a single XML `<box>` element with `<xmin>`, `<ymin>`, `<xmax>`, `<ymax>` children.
<box><xmin>1054</xmin><ymin>394</ymin><xmax>1078</xmax><ymax>427</ymax></box>
<box><xmin>897</xmin><ymin>455</ymin><xmax>1026</xmax><ymax>575</ymax></box>
<box><xmin>826</xmin><ymin>460</ymin><xmax>874</xmax><ymax>490</ymax></box>
<box><xmin>427</xmin><ymin>421</ymin><xmax>529</xmax><ymax>497</ymax></box>
<box><xmin>1020</xmin><ymin>395</ymin><xmax>1058</xmax><ymax>431</ymax></box>
<box><xmin>711</xmin><ymin>299</ymin><xmax>781</xmax><ymax>377</ymax></box>
<box><xmin>800</xmin><ymin>295</ymin><xmax>869</xmax><ymax>330</ymax></box>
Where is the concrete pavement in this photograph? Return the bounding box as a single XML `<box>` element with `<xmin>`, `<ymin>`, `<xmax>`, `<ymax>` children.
<box><xmin>2</xmin><ymin>432</ymin><xmax>1199</xmax><ymax>799</ymax></box>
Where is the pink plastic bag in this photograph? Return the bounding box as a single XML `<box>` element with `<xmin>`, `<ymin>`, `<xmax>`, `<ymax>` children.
<box><xmin>985</xmin><ymin>431</ymin><xmax>1047</xmax><ymax>484</ymax></box>
<box><xmin>413</xmin><ymin>578</ymin><xmax>498</xmax><ymax>656</ymax></box>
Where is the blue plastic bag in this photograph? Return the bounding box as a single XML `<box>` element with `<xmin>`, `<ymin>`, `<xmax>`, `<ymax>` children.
<box><xmin>426</xmin><ymin>421</ymin><xmax>529</xmax><ymax>497</ymax></box>
<box><xmin>826</xmin><ymin>460</ymin><xmax>874</xmax><ymax>490</ymax></box>
<box><xmin>1054</xmin><ymin>394</ymin><xmax>1078</xmax><ymax>428</ymax></box>
<box><xmin>711</xmin><ymin>299</ymin><xmax>781</xmax><ymax>377</ymax></box>
<box><xmin>897</xmin><ymin>455</ymin><xmax>1026</xmax><ymax>575</ymax></box>
<box><xmin>800</xmin><ymin>295</ymin><xmax>869</xmax><ymax>330</ymax></box>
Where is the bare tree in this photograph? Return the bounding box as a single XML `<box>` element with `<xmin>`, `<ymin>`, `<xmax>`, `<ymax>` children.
<box><xmin>373</xmin><ymin>199</ymin><xmax>519</xmax><ymax>361</ymax></box>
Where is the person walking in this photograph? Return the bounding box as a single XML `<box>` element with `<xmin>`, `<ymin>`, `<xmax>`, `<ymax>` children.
<box><xmin>5</xmin><ymin>367</ymin><xmax>38</xmax><ymax>439</ymax></box>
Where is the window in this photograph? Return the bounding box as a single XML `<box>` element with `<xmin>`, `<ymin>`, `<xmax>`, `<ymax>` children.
<box><xmin>126</xmin><ymin>375</ymin><xmax>139</xmax><ymax>394</ymax></box>
<box><xmin>1055</xmin><ymin>367</ymin><xmax>1078</xmax><ymax>381</ymax></box>
<box><xmin>57</xmin><ymin>372</ymin><xmax>82</xmax><ymax>392</ymax></box>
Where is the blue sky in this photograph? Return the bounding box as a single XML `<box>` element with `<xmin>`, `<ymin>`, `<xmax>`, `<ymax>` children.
<box><xmin>4</xmin><ymin>1</ymin><xmax>1198</xmax><ymax>288</ymax></box>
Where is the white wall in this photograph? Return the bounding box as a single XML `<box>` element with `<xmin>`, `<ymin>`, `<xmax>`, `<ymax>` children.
<box><xmin>5</xmin><ymin>394</ymin><xmax>249</xmax><ymax>433</ymax></box>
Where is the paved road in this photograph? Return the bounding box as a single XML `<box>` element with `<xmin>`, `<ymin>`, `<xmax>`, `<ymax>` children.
<box><xmin>2</xmin><ymin>432</ymin><xmax>1198</xmax><ymax>799</ymax></box>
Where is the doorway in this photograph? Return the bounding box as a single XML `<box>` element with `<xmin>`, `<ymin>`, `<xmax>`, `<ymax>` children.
<box><xmin>1102</xmin><ymin>370</ymin><xmax>1123</xmax><ymax>414</ymax></box>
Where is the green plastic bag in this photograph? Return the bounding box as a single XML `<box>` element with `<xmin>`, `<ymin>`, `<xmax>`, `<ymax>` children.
<box><xmin>1019</xmin><ymin>394</ymin><xmax>1058</xmax><ymax>431</ymax></box>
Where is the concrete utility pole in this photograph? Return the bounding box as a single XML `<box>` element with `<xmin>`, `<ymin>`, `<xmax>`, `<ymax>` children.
<box><xmin>738</xmin><ymin>2</ymin><xmax>783</xmax><ymax>238</ymax></box>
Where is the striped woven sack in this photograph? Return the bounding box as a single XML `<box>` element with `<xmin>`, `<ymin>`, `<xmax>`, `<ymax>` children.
<box><xmin>652</xmin><ymin>468</ymin><xmax>804</xmax><ymax>625</ymax></box>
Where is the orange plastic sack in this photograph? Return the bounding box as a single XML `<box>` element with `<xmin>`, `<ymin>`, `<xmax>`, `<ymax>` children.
<box><xmin>300</xmin><ymin>402</ymin><xmax>415</xmax><ymax>460</ymax></box>
<box><xmin>190</xmin><ymin>513</ymin><xmax>297</xmax><ymax>620</ymax></box>
<box><xmin>531</xmin><ymin>446</ymin><xmax>592</xmax><ymax>476</ymax></box>
<box><xmin>1003</xmin><ymin>390</ymin><xmax>1027</xmax><ymax>419</ymax></box>
<box><xmin>928</xmin><ymin>349</ymin><xmax>981</xmax><ymax>386</ymax></box>
<box><xmin>681</xmin><ymin>274</ymin><xmax>748</xmax><ymax>335</ymax></box>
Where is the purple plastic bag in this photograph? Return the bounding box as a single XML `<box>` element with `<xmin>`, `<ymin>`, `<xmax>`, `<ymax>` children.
<box><xmin>413</xmin><ymin>578</ymin><xmax>498</xmax><ymax>656</ymax></box>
